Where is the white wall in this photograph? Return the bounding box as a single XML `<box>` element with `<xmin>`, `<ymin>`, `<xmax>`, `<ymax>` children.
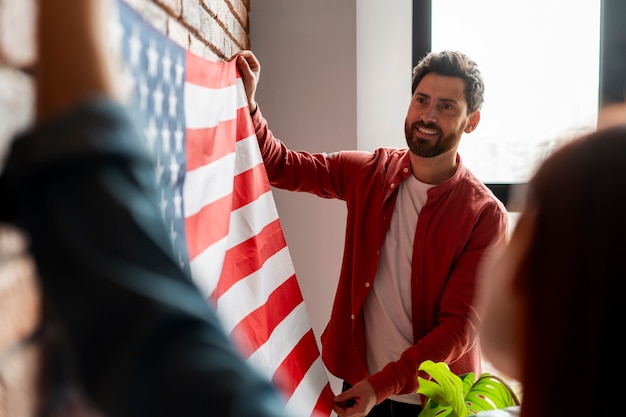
<box><xmin>249</xmin><ymin>0</ymin><xmax>412</xmax><ymax>394</ymax></box>
<box><xmin>357</xmin><ymin>1</ymin><xmax>413</xmax><ymax>151</ymax></box>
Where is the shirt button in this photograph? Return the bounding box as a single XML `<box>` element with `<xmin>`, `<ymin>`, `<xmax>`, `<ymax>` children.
<box><xmin>403</xmin><ymin>168</ymin><xmax>409</xmax><ymax>173</ymax></box>
<box><xmin>365</xmin><ymin>282</ymin><xmax>370</xmax><ymax>288</ymax></box>
<box><xmin>351</xmin><ymin>314</ymin><xmax>355</xmax><ymax>320</ymax></box>
<box><xmin>390</xmin><ymin>183</ymin><xmax>396</xmax><ymax>189</ymax></box>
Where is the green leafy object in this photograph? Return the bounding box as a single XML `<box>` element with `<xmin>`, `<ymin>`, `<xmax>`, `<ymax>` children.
<box><xmin>417</xmin><ymin>361</ymin><xmax>519</xmax><ymax>417</ymax></box>
<box><xmin>417</xmin><ymin>360</ymin><xmax>470</xmax><ymax>417</ymax></box>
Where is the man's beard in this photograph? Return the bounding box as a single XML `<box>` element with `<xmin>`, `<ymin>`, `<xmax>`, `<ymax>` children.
<box><xmin>404</xmin><ymin>120</ymin><xmax>460</xmax><ymax>158</ymax></box>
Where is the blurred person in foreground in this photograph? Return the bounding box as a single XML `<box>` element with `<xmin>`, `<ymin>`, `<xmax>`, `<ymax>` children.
<box><xmin>0</xmin><ymin>1</ymin><xmax>295</xmax><ymax>416</ymax></box>
<box><xmin>474</xmin><ymin>122</ymin><xmax>626</xmax><ymax>417</ymax></box>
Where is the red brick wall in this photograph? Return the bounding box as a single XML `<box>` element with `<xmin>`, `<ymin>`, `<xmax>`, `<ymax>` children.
<box><xmin>0</xmin><ymin>1</ymin><xmax>250</xmax><ymax>415</ymax></box>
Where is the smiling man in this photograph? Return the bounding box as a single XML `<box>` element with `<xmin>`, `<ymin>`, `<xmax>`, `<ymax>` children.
<box><xmin>236</xmin><ymin>50</ymin><xmax>508</xmax><ymax>417</ymax></box>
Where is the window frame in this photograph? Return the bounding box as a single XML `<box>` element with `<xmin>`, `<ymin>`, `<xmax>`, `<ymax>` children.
<box><xmin>413</xmin><ymin>0</ymin><xmax>624</xmax><ymax>210</ymax></box>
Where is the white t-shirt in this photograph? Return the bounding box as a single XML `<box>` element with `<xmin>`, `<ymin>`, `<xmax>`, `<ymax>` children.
<box><xmin>363</xmin><ymin>175</ymin><xmax>433</xmax><ymax>405</ymax></box>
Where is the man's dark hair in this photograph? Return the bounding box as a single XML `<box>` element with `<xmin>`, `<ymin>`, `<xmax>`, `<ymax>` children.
<box><xmin>411</xmin><ymin>51</ymin><xmax>485</xmax><ymax>113</ymax></box>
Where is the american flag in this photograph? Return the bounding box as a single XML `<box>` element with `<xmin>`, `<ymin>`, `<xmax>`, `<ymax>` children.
<box><xmin>116</xmin><ymin>2</ymin><xmax>334</xmax><ymax>416</ymax></box>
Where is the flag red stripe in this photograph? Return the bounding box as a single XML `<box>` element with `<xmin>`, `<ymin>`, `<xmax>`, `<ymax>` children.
<box><xmin>185</xmin><ymin>193</ymin><xmax>231</xmax><ymax>259</ymax></box>
<box><xmin>185</xmin><ymin>103</ymin><xmax>253</xmax><ymax>173</ymax></box>
<box><xmin>272</xmin><ymin>330</ymin><xmax>319</xmax><ymax>396</ymax></box>
<box><xmin>312</xmin><ymin>385</ymin><xmax>335</xmax><ymax>417</ymax></box>
<box><xmin>211</xmin><ymin>218</ymin><xmax>286</xmax><ymax>300</ymax></box>
<box><xmin>186</xmin><ymin>119</ymin><xmax>237</xmax><ymax>171</ymax></box>
<box><xmin>230</xmin><ymin>275</ymin><xmax>302</xmax><ymax>357</ymax></box>
<box><xmin>231</xmin><ymin>163</ymin><xmax>271</xmax><ymax>210</ymax></box>
<box><xmin>235</xmin><ymin>104</ymin><xmax>256</xmax><ymax>141</ymax></box>
<box><xmin>186</xmin><ymin>51</ymin><xmax>235</xmax><ymax>89</ymax></box>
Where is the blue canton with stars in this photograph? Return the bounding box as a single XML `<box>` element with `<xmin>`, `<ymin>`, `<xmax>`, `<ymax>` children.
<box><xmin>117</xmin><ymin>1</ymin><xmax>191</xmax><ymax>276</ymax></box>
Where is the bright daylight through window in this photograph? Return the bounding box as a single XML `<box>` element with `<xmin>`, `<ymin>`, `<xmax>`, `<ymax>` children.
<box><xmin>432</xmin><ymin>0</ymin><xmax>601</xmax><ymax>184</ymax></box>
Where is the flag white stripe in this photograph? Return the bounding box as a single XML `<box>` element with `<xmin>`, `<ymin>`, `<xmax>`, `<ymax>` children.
<box><xmin>234</xmin><ymin>134</ymin><xmax>264</xmax><ymax>176</ymax></box>
<box><xmin>183</xmin><ymin>151</ymin><xmax>235</xmax><ymax>216</ymax></box>
<box><xmin>227</xmin><ymin>191</ymin><xmax>280</xmax><ymax>247</ymax></box>
<box><xmin>189</xmin><ymin>236</ymin><xmax>228</xmax><ymax>297</ymax></box>
<box><xmin>235</xmin><ymin>78</ymin><xmax>250</xmax><ymax>110</ymax></box>
<box><xmin>184</xmin><ymin>82</ymin><xmax>239</xmax><ymax>129</ymax></box>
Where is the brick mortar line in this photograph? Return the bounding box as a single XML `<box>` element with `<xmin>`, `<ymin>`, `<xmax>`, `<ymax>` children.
<box><xmin>222</xmin><ymin>0</ymin><xmax>249</xmax><ymax>34</ymax></box>
<box><xmin>152</xmin><ymin>0</ymin><xmax>246</xmax><ymax>60</ymax></box>
<box><xmin>199</xmin><ymin>1</ymin><xmax>247</xmax><ymax>54</ymax></box>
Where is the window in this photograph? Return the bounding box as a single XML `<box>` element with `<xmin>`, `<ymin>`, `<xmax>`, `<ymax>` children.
<box><xmin>430</xmin><ymin>0</ymin><xmax>601</xmax><ymax>185</ymax></box>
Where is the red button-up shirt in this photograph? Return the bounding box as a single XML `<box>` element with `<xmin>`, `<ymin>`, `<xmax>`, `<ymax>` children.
<box><xmin>252</xmin><ymin>108</ymin><xmax>509</xmax><ymax>403</ymax></box>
